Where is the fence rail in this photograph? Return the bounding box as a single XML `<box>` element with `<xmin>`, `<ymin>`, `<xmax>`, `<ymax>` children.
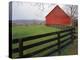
<box><xmin>12</xmin><ymin>28</ymin><xmax>75</xmax><ymax>58</ymax></box>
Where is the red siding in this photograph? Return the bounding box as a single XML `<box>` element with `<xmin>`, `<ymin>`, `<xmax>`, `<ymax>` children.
<box><xmin>46</xmin><ymin>5</ymin><xmax>71</xmax><ymax>26</ymax></box>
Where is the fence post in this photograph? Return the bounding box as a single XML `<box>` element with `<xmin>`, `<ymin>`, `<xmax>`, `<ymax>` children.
<box><xmin>19</xmin><ymin>39</ymin><xmax>23</xmax><ymax>57</ymax></box>
<box><xmin>74</xmin><ymin>27</ymin><xmax>77</xmax><ymax>39</ymax></box>
<box><xmin>71</xmin><ymin>28</ymin><xmax>74</xmax><ymax>43</ymax></box>
<box><xmin>57</xmin><ymin>32</ymin><xmax>61</xmax><ymax>55</ymax></box>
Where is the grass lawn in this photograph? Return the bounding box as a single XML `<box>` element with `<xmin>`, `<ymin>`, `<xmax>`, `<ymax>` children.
<box><xmin>12</xmin><ymin>24</ymin><xmax>77</xmax><ymax>58</ymax></box>
<box><xmin>12</xmin><ymin>24</ymin><xmax>61</xmax><ymax>39</ymax></box>
<box><xmin>12</xmin><ymin>24</ymin><xmax>62</xmax><ymax>58</ymax></box>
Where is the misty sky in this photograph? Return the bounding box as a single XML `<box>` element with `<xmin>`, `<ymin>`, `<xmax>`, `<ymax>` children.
<box><xmin>12</xmin><ymin>2</ymin><xmax>55</xmax><ymax>20</ymax></box>
<box><xmin>11</xmin><ymin>1</ymin><xmax>77</xmax><ymax>21</ymax></box>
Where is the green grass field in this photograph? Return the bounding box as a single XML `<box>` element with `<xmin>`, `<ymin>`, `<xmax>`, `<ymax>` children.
<box><xmin>12</xmin><ymin>24</ymin><xmax>77</xmax><ymax>58</ymax></box>
<box><xmin>12</xmin><ymin>25</ymin><xmax>61</xmax><ymax>39</ymax></box>
<box><xmin>12</xmin><ymin>25</ymin><xmax>62</xmax><ymax>58</ymax></box>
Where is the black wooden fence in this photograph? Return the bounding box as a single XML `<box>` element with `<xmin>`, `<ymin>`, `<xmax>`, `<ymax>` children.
<box><xmin>12</xmin><ymin>28</ymin><xmax>75</xmax><ymax>58</ymax></box>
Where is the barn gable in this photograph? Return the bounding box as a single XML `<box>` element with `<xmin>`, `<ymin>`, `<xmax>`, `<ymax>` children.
<box><xmin>46</xmin><ymin>5</ymin><xmax>71</xmax><ymax>26</ymax></box>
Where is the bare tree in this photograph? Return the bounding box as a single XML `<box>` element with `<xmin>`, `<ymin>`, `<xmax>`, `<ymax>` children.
<box><xmin>64</xmin><ymin>5</ymin><xmax>78</xmax><ymax>27</ymax></box>
<box><xmin>69</xmin><ymin>5</ymin><xmax>78</xmax><ymax>20</ymax></box>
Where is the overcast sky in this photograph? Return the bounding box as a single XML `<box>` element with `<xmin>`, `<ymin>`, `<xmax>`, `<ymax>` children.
<box><xmin>11</xmin><ymin>1</ymin><xmax>77</xmax><ymax>21</ymax></box>
<box><xmin>11</xmin><ymin>2</ymin><xmax>63</xmax><ymax>21</ymax></box>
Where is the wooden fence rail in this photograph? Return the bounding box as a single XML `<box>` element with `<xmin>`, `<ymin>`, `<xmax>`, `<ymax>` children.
<box><xmin>11</xmin><ymin>28</ymin><xmax>75</xmax><ymax>58</ymax></box>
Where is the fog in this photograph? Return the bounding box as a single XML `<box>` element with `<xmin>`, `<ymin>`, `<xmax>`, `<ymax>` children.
<box><xmin>11</xmin><ymin>1</ymin><xmax>77</xmax><ymax>21</ymax></box>
<box><xmin>12</xmin><ymin>2</ymin><xmax>58</xmax><ymax>20</ymax></box>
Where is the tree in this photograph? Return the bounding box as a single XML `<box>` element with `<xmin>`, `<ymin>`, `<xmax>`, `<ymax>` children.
<box><xmin>64</xmin><ymin>5</ymin><xmax>78</xmax><ymax>27</ymax></box>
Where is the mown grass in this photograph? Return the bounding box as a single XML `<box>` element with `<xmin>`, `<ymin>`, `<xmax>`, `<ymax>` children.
<box><xmin>12</xmin><ymin>24</ymin><xmax>77</xmax><ymax>58</ymax></box>
<box><xmin>12</xmin><ymin>24</ymin><xmax>62</xmax><ymax>58</ymax></box>
<box><xmin>12</xmin><ymin>25</ymin><xmax>61</xmax><ymax>39</ymax></box>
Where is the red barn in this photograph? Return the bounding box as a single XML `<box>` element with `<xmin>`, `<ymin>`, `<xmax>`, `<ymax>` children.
<box><xmin>46</xmin><ymin>5</ymin><xmax>72</xmax><ymax>26</ymax></box>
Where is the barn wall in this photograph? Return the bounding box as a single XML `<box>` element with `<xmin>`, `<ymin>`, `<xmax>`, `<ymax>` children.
<box><xmin>46</xmin><ymin>6</ymin><xmax>71</xmax><ymax>26</ymax></box>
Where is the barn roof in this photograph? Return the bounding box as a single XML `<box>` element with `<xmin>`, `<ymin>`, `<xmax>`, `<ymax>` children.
<box><xmin>46</xmin><ymin>5</ymin><xmax>70</xmax><ymax>18</ymax></box>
